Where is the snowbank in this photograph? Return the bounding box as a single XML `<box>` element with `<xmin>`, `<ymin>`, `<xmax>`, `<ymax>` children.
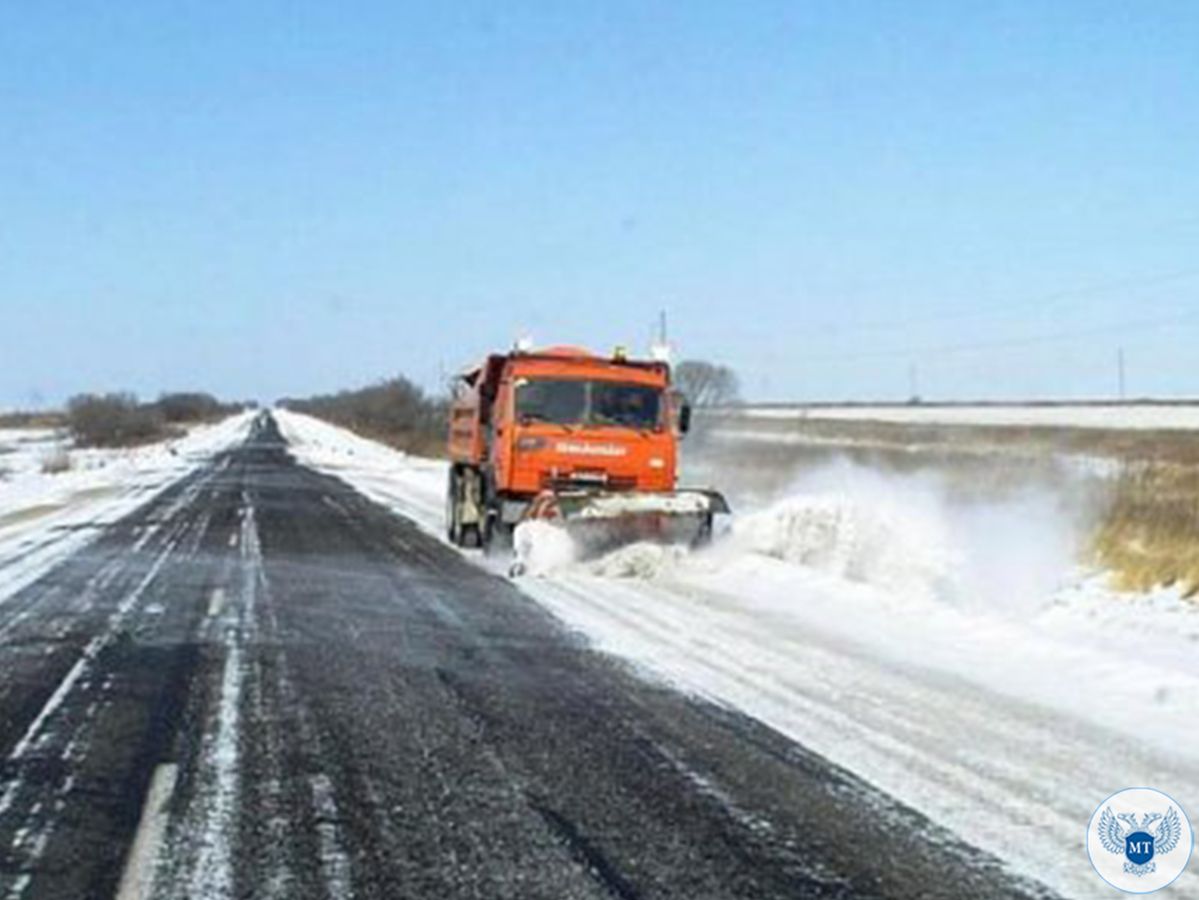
<box><xmin>273</xmin><ymin>409</ymin><xmax>448</xmax><ymax>535</ymax></box>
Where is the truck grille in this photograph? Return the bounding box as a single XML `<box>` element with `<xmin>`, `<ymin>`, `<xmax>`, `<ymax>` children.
<box><xmin>540</xmin><ymin>472</ymin><xmax>638</xmax><ymax>492</ymax></box>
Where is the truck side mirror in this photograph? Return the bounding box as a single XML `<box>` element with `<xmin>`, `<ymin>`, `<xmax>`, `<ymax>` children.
<box><xmin>678</xmin><ymin>402</ymin><xmax>692</xmax><ymax>435</ymax></box>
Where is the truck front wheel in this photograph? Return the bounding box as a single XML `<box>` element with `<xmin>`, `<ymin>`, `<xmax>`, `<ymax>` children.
<box><xmin>482</xmin><ymin>512</ymin><xmax>513</xmax><ymax>557</ymax></box>
<box><xmin>460</xmin><ymin>521</ymin><xmax>482</xmax><ymax>549</ymax></box>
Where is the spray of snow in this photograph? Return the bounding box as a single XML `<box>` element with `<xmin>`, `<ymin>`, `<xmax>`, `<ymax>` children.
<box><xmin>513</xmin><ymin>458</ymin><xmax>1080</xmax><ymax>621</ymax></box>
<box><xmin>513</xmin><ymin>521</ymin><xmax>577</xmax><ymax>575</ymax></box>
<box><xmin>726</xmin><ymin>494</ymin><xmax>955</xmax><ymax>605</ymax></box>
<box><xmin>722</xmin><ymin>460</ymin><xmax>1079</xmax><ymax>615</ymax></box>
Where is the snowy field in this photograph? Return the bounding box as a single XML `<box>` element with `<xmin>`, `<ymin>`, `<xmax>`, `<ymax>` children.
<box><xmin>744</xmin><ymin>402</ymin><xmax>1199</xmax><ymax>430</ymax></box>
<box><xmin>0</xmin><ymin>413</ymin><xmax>256</xmax><ymax>603</ymax></box>
<box><xmin>276</xmin><ymin>408</ymin><xmax>1199</xmax><ymax>899</ymax></box>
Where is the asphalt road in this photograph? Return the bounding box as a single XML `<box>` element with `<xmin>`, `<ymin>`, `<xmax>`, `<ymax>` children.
<box><xmin>0</xmin><ymin>414</ymin><xmax>1056</xmax><ymax>900</ymax></box>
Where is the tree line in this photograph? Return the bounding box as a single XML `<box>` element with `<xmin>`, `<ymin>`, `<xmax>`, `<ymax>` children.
<box><xmin>67</xmin><ymin>392</ymin><xmax>250</xmax><ymax>447</ymax></box>
<box><xmin>279</xmin><ymin>376</ymin><xmax>446</xmax><ymax>455</ymax></box>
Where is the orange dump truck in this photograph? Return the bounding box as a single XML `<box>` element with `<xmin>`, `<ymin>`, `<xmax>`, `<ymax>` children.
<box><xmin>446</xmin><ymin>344</ymin><xmax>728</xmax><ymax>555</ymax></box>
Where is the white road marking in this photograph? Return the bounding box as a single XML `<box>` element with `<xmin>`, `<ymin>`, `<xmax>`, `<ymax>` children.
<box><xmin>115</xmin><ymin>764</ymin><xmax>178</xmax><ymax>900</ymax></box>
<box><xmin>310</xmin><ymin>774</ymin><xmax>354</xmax><ymax>898</ymax></box>
<box><xmin>207</xmin><ymin>588</ymin><xmax>226</xmax><ymax>619</ymax></box>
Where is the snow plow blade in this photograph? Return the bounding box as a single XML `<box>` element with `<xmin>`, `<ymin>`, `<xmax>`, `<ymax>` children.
<box><xmin>518</xmin><ymin>488</ymin><xmax>730</xmax><ymax>565</ymax></box>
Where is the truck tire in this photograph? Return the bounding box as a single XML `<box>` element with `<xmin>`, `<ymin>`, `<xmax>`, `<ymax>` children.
<box><xmin>482</xmin><ymin>513</ymin><xmax>513</xmax><ymax>557</ymax></box>
<box><xmin>461</xmin><ymin>524</ymin><xmax>482</xmax><ymax>549</ymax></box>
<box><xmin>446</xmin><ymin>468</ymin><xmax>462</xmax><ymax>545</ymax></box>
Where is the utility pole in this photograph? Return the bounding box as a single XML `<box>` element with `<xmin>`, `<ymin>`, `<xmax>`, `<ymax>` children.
<box><xmin>658</xmin><ymin>309</ymin><xmax>668</xmax><ymax>345</ymax></box>
<box><xmin>1117</xmin><ymin>347</ymin><xmax>1126</xmax><ymax>401</ymax></box>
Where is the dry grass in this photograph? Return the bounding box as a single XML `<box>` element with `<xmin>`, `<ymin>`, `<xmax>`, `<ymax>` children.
<box><xmin>0</xmin><ymin>411</ymin><xmax>66</xmax><ymax>429</ymax></box>
<box><xmin>1091</xmin><ymin>463</ymin><xmax>1199</xmax><ymax>596</ymax></box>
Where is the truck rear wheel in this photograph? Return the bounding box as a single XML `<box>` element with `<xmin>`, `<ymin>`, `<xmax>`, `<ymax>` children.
<box><xmin>461</xmin><ymin>523</ymin><xmax>482</xmax><ymax>548</ymax></box>
<box><xmin>446</xmin><ymin>469</ymin><xmax>462</xmax><ymax>545</ymax></box>
<box><xmin>447</xmin><ymin>465</ymin><xmax>484</xmax><ymax>548</ymax></box>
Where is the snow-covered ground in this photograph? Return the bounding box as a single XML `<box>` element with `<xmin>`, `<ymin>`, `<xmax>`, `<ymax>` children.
<box><xmin>744</xmin><ymin>402</ymin><xmax>1199</xmax><ymax>430</ymax></box>
<box><xmin>276</xmin><ymin>408</ymin><xmax>1199</xmax><ymax>899</ymax></box>
<box><xmin>274</xmin><ymin>410</ymin><xmax>447</xmax><ymax>532</ymax></box>
<box><xmin>0</xmin><ymin>413</ymin><xmax>256</xmax><ymax>604</ymax></box>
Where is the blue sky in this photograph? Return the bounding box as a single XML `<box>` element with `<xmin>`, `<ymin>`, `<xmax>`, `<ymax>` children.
<box><xmin>2</xmin><ymin>1</ymin><xmax>1197</xmax><ymax>406</ymax></box>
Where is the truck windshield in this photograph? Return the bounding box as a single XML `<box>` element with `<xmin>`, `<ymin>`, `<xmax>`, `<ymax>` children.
<box><xmin>590</xmin><ymin>382</ymin><xmax>660</xmax><ymax>428</ymax></box>
<box><xmin>515</xmin><ymin>379</ymin><xmax>587</xmax><ymax>424</ymax></box>
<box><xmin>515</xmin><ymin>380</ymin><xmax>661</xmax><ymax>428</ymax></box>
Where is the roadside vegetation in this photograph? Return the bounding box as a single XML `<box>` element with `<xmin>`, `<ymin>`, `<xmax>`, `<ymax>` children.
<box><xmin>0</xmin><ymin>410</ymin><xmax>66</xmax><ymax>429</ymax></box>
<box><xmin>280</xmin><ymin>376</ymin><xmax>446</xmax><ymax>456</ymax></box>
<box><xmin>67</xmin><ymin>392</ymin><xmax>245</xmax><ymax>448</ymax></box>
<box><xmin>1092</xmin><ymin>464</ymin><xmax>1199</xmax><ymax>596</ymax></box>
<box><xmin>674</xmin><ymin>359</ymin><xmax>741</xmax><ymax>407</ymax></box>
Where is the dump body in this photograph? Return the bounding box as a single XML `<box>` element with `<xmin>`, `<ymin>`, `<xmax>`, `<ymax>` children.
<box><xmin>445</xmin><ymin>345</ymin><xmax>724</xmax><ymax>552</ymax></box>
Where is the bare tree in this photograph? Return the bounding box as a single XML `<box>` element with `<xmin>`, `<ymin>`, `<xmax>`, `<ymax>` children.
<box><xmin>673</xmin><ymin>359</ymin><xmax>741</xmax><ymax>407</ymax></box>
